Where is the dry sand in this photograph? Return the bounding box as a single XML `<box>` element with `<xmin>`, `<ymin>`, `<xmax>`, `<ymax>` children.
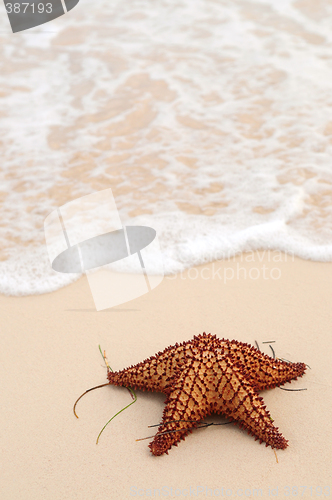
<box><xmin>1</xmin><ymin>252</ymin><xmax>331</xmax><ymax>499</ymax></box>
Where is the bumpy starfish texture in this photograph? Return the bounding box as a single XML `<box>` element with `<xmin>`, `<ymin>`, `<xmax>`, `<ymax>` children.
<box><xmin>107</xmin><ymin>333</ymin><xmax>306</xmax><ymax>456</ymax></box>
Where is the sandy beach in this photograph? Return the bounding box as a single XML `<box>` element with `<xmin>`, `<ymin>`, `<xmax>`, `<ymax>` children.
<box><xmin>1</xmin><ymin>252</ymin><xmax>331</xmax><ymax>499</ymax></box>
<box><xmin>1</xmin><ymin>2</ymin><xmax>332</xmax><ymax>498</ymax></box>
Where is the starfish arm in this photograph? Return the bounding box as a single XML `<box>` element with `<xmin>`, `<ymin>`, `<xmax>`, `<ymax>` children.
<box><xmin>226</xmin><ymin>340</ymin><xmax>306</xmax><ymax>390</ymax></box>
<box><xmin>149</xmin><ymin>360</ymin><xmax>212</xmax><ymax>456</ymax></box>
<box><xmin>212</xmin><ymin>355</ymin><xmax>288</xmax><ymax>450</ymax></box>
<box><xmin>107</xmin><ymin>340</ymin><xmax>192</xmax><ymax>393</ymax></box>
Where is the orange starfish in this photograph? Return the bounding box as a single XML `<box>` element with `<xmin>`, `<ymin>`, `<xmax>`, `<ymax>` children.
<box><xmin>107</xmin><ymin>333</ymin><xmax>306</xmax><ymax>456</ymax></box>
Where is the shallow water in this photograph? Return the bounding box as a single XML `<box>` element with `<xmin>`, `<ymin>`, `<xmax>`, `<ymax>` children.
<box><xmin>1</xmin><ymin>0</ymin><xmax>332</xmax><ymax>295</ymax></box>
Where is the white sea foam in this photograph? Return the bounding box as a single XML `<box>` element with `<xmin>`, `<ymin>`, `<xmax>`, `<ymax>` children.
<box><xmin>1</xmin><ymin>0</ymin><xmax>332</xmax><ymax>295</ymax></box>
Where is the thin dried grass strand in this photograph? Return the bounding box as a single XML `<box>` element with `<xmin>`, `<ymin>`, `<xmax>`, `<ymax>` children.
<box><xmin>273</xmin><ymin>448</ymin><xmax>279</xmax><ymax>463</ymax></box>
<box><xmin>137</xmin><ymin>420</ymin><xmax>232</xmax><ymax>441</ymax></box>
<box><xmin>279</xmin><ymin>387</ymin><xmax>307</xmax><ymax>391</ymax></box>
<box><xmin>73</xmin><ymin>383</ymin><xmax>111</xmax><ymax>418</ymax></box>
<box><xmin>95</xmin><ymin>345</ymin><xmax>137</xmax><ymax>444</ymax></box>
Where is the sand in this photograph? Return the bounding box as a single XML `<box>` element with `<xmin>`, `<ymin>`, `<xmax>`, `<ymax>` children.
<box><xmin>1</xmin><ymin>252</ymin><xmax>331</xmax><ymax>500</ymax></box>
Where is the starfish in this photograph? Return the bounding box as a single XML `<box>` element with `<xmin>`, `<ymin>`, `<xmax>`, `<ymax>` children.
<box><xmin>107</xmin><ymin>333</ymin><xmax>306</xmax><ymax>456</ymax></box>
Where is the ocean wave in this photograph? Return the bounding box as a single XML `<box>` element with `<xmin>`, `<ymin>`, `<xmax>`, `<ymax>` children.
<box><xmin>1</xmin><ymin>0</ymin><xmax>332</xmax><ymax>295</ymax></box>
